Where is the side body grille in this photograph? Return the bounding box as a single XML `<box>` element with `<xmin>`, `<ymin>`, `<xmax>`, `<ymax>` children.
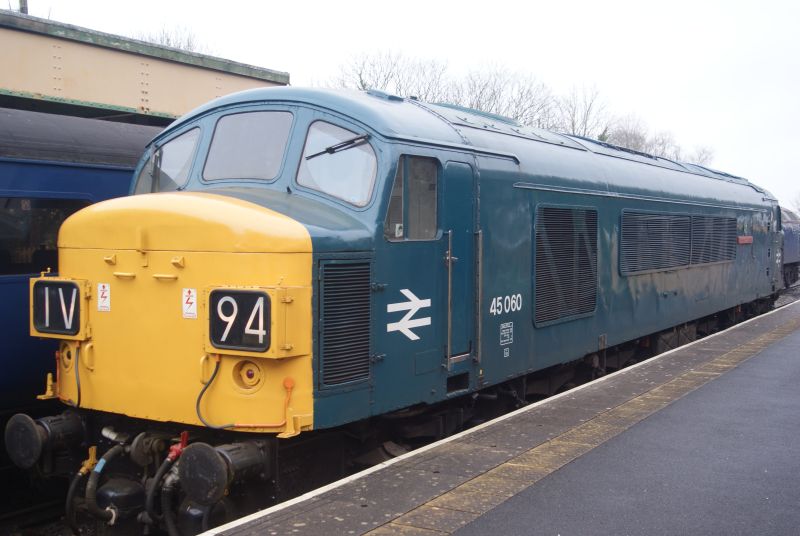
<box><xmin>621</xmin><ymin>211</ymin><xmax>737</xmax><ymax>274</ymax></box>
<box><xmin>691</xmin><ymin>215</ymin><xmax>737</xmax><ymax>264</ymax></box>
<box><xmin>620</xmin><ymin>212</ymin><xmax>691</xmax><ymax>274</ymax></box>
<box><xmin>534</xmin><ymin>207</ymin><xmax>598</xmax><ymax>325</ymax></box>
<box><xmin>319</xmin><ymin>261</ymin><xmax>371</xmax><ymax>386</ymax></box>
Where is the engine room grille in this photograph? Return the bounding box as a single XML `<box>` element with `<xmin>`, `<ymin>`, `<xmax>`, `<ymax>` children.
<box><xmin>621</xmin><ymin>212</ymin><xmax>737</xmax><ymax>274</ymax></box>
<box><xmin>691</xmin><ymin>215</ymin><xmax>737</xmax><ymax>264</ymax></box>
<box><xmin>320</xmin><ymin>261</ymin><xmax>371</xmax><ymax>386</ymax></box>
<box><xmin>534</xmin><ymin>207</ymin><xmax>598</xmax><ymax>325</ymax></box>
<box><xmin>620</xmin><ymin>212</ymin><xmax>691</xmax><ymax>274</ymax></box>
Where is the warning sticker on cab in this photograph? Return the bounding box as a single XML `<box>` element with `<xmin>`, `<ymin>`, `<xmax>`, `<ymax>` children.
<box><xmin>97</xmin><ymin>283</ymin><xmax>111</xmax><ymax>312</ymax></box>
<box><xmin>182</xmin><ymin>288</ymin><xmax>197</xmax><ymax>319</ymax></box>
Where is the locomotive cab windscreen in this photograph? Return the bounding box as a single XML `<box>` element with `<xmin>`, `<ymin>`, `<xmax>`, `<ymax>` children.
<box><xmin>132</xmin><ymin>109</ymin><xmax>378</xmax><ymax>208</ymax></box>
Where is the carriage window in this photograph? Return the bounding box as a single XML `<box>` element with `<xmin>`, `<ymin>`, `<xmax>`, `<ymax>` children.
<box><xmin>204</xmin><ymin>111</ymin><xmax>293</xmax><ymax>181</ymax></box>
<box><xmin>134</xmin><ymin>128</ymin><xmax>200</xmax><ymax>194</ymax></box>
<box><xmin>297</xmin><ymin>121</ymin><xmax>376</xmax><ymax>207</ymax></box>
<box><xmin>383</xmin><ymin>156</ymin><xmax>438</xmax><ymax>241</ymax></box>
<box><xmin>0</xmin><ymin>197</ymin><xmax>89</xmax><ymax>275</ymax></box>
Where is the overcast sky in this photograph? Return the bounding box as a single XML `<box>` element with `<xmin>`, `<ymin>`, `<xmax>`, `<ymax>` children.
<box><xmin>21</xmin><ymin>0</ymin><xmax>800</xmax><ymax>207</ymax></box>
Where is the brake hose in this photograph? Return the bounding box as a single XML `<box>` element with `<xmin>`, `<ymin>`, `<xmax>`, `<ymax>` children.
<box><xmin>195</xmin><ymin>358</ymin><xmax>234</xmax><ymax>429</ymax></box>
<box><xmin>65</xmin><ymin>471</ymin><xmax>85</xmax><ymax>535</ymax></box>
<box><xmin>85</xmin><ymin>445</ymin><xmax>124</xmax><ymax>523</ymax></box>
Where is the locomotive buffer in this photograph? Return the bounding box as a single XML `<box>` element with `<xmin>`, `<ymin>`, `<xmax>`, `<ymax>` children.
<box><xmin>208</xmin><ymin>300</ymin><xmax>800</xmax><ymax>535</ymax></box>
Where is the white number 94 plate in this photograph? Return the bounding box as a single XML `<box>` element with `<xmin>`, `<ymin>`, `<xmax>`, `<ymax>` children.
<box><xmin>209</xmin><ymin>289</ymin><xmax>270</xmax><ymax>352</ymax></box>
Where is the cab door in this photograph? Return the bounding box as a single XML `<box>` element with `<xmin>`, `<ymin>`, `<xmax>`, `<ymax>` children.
<box><xmin>441</xmin><ymin>161</ymin><xmax>476</xmax><ymax>366</ymax></box>
<box><xmin>377</xmin><ymin>155</ymin><xmax>477</xmax><ymax>410</ymax></box>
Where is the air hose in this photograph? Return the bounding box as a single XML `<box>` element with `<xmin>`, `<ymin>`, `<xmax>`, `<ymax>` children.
<box><xmin>85</xmin><ymin>444</ymin><xmax>124</xmax><ymax>523</ymax></box>
<box><xmin>161</xmin><ymin>472</ymin><xmax>183</xmax><ymax>536</ymax></box>
<box><xmin>145</xmin><ymin>431</ymin><xmax>189</xmax><ymax>525</ymax></box>
<box><xmin>65</xmin><ymin>471</ymin><xmax>86</xmax><ymax>535</ymax></box>
<box><xmin>145</xmin><ymin>457</ymin><xmax>173</xmax><ymax>523</ymax></box>
<box><xmin>195</xmin><ymin>358</ymin><xmax>234</xmax><ymax>429</ymax></box>
<box><xmin>66</xmin><ymin>447</ymin><xmax>98</xmax><ymax>535</ymax></box>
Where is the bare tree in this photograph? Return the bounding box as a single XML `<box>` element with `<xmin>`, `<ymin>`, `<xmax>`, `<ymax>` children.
<box><xmin>687</xmin><ymin>145</ymin><xmax>714</xmax><ymax>166</ymax></box>
<box><xmin>606</xmin><ymin>114</ymin><xmax>649</xmax><ymax>151</ymax></box>
<box><xmin>331</xmin><ymin>52</ymin><xmax>555</xmax><ymax>128</ymax></box>
<box><xmin>607</xmin><ymin>116</ymin><xmax>714</xmax><ymax>165</ymax></box>
<box><xmin>334</xmin><ymin>52</ymin><xmax>402</xmax><ymax>92</ymax></box>
<box><xmin>134</xmin><ymin>26</ymin><xmax>211</xmax><ymax>54</ymax></box>
<box><xmin>555</xmin><ymin>85</ymin><xmax>611</xmax><ymax>139</ymax></box>
<box><xmin>330</xmin><ymin>52</ymin><xmax>712</xmax><ymax>161</ymax></box>
<box><xmin>333</xmin><ymin>52</ymin><xmax>450</xmax><ymax>102</ymax></box>
<box><xmin>646</xmin><ymin>130</ymin><xmax>682</xmax><ymax>160</ymax></box>
<box><xmin>448</xmin><ymin>67</ymin><xmax>555</xmax><ymax>128</ymax></box>
<box><xmin>455</xmin><ymin>67</ymin><xmax>508</xmax><ymax>114</ymax></box>
<box><xmin>504</xmin><ymin>76</ymin><xmax>557</xmax><ymax>129</ymax></box>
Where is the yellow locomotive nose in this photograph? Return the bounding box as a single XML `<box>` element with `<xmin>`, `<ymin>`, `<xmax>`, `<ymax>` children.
<box><xmin>59</xmin><ymin>191</ymin><xmax>311</xmax><ymax>254</ymax></box>
<box><xmin>42</xmin><ymin>192</ymin><xmax>314</xmax><ymax>434</ymax></box>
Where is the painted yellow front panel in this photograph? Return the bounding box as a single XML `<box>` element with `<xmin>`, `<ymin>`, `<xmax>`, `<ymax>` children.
<box><xmin>34</xmin><ymin>192</ymin><xmax>314</xmax><ymax>435</ymax></box>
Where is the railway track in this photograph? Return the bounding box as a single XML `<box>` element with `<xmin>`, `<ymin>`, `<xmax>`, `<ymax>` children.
<box><xmin>775</xmin><ymin>281</ymin><xmax>800</xmax><ymax>308</ymax></box>
<box><xmin>0</xmin><ymin>500</ymin><xmax>63</xmax><ymax>536</ymax></box>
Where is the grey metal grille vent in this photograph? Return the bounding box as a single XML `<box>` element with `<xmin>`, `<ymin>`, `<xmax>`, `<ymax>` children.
<box><xmin>535</xmin><ymin>207</ymin><xmax>598</xmax><ymax>324</ymax></box>
<box><xmin>320</xmin><ymin>261</ymin><xmax>371</xmax><ymax>386</ymax></box>
<box><xmin>620</xmin><ymin>212</ymin><xmax>691</xmax><ymax>274</ymax></box>
<box><xmin>691</xmin><ymin>216</ymin><xmax>737</xmax><ymax>264</ymax></box>
<box><xmin>621</xmin><ymin>212</ymin><xmax>737</xmax><ymax>274</ymax></box>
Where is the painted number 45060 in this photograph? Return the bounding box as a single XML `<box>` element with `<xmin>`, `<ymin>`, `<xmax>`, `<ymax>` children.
<box><xmin>489</xmin><ymin>294</ymin><xmax>522</xmax><ymax>316</ymax></box>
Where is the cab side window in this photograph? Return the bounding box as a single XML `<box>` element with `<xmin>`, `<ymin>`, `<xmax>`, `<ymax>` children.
<box><xmin>384</xmin><ymin>156</ymin><xmax>438</xmax><ymax>241</ymax></box>
<box><xmin>134</xmin><ymin>128</ymin><xmax>200</xmax><ymax>194</ymax></box>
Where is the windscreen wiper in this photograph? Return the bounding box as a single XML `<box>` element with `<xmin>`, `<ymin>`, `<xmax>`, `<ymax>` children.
<box><xmin>305</xmin><ymin>134</ymin><xmax>370</xmax><ymax>160</ymax></box>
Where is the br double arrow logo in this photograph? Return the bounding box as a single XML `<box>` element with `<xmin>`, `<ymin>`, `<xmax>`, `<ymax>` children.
<box><xmin>386</xmin><ymin>289</ymin><xmax>431</xmax><ymax>341</ymax></box>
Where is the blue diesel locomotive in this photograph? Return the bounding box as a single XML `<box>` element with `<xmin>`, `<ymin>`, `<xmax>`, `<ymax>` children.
<box><xmin>4</xmin><ymin>88</ymin><xmax>786</xmax><ymax>534</ymax></box>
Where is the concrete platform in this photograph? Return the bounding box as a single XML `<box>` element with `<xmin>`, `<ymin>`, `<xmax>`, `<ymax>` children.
<box><xmin>207</xmin><ymin>301</ymin><xmax>800</xmax><ymax>536</ymax></box>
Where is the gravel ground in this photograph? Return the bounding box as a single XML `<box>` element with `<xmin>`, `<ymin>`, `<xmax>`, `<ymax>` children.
<box><xmin>775</xmin><ymin>281</ymin><xmax>800</xmax><ymax>308</ymax></box>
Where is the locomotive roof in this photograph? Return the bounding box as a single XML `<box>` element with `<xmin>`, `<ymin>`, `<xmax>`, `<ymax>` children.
<box><xmin>0</xmin><ymin>108</ymin><xmax>161</xmax><ymax>167</ymax></box>
<box><xmin>166</xmin><ymin>87</ymin><xmax>775</xmax><ymax>208</ymax></box>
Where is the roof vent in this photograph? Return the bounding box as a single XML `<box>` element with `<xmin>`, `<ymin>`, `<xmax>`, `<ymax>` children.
<box><xmin>366</xmin><ymin>89</ymin><xmax>404</xmax><ymax>102</ymax></box>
